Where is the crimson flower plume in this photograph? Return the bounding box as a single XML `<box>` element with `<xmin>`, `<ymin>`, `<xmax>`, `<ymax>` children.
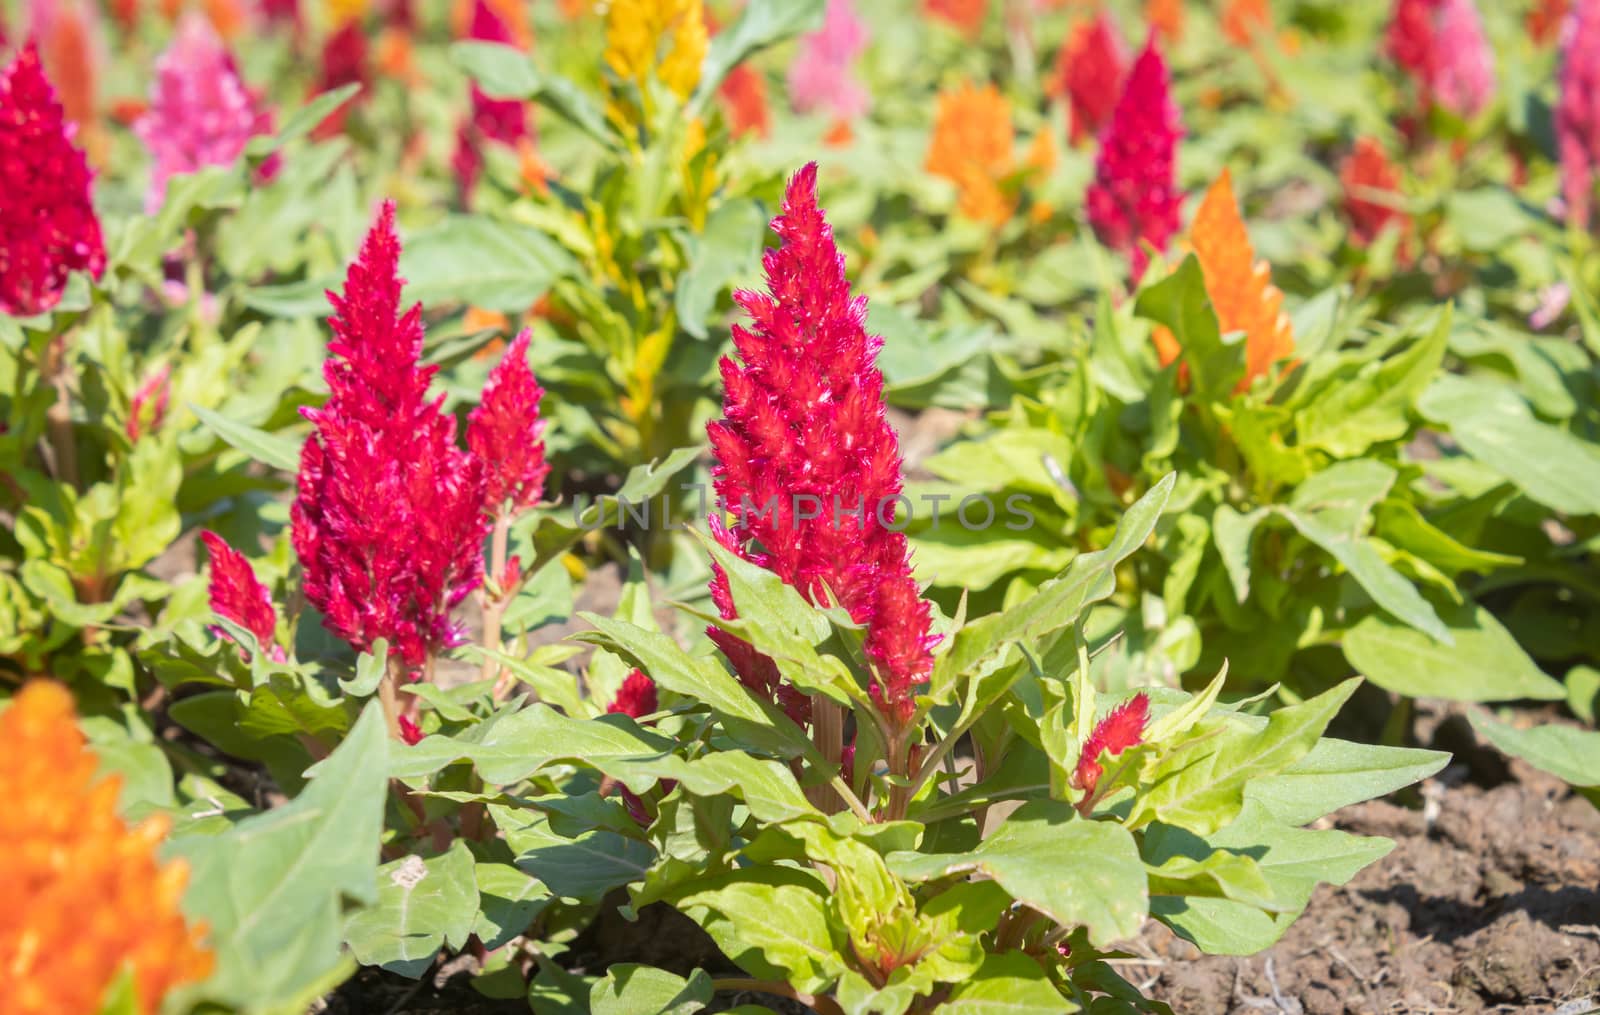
<box><xmin>1058</xmin><ymin>13</ymin><xmax>1127</xmax><ymax>145</ymax></box>
<box><xmin>607</xmin><ymin>669</ymin><xmax>659</xmax><ymax>720</ymax></box>
<box><xmin>467</xmin><ymin>329</ymin><xmax>549</xmax><ymax>517</ymax></box>
<box><xmin>1560</xmin><ymin>0</ymin><xmax>1600</xmax><ymax>229</ymax></box>
<box><xmin>707</xmin><ymin>163</ymin><xmax>936</xmax><ymax>730</ymax></box>
<box><xmin>1072</xmin><ymin>692</ymin><xmax>1149</xmax><ymax>802</ymax></box>
<box><xmin>200</xmin><ymin>530</ymin><xmax>282</xmax><ymax>660</ymax></box>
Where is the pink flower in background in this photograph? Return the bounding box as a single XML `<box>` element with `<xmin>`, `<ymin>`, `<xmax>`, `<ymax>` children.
<box><xmin>200</xmin><ymin>530</ymin><xmax>284</xmax><ymax>661</ymax></box>
<box><xmin>291</xmin><ymin>201</ymin><xmax>489</xmax><ymax>668</ymax></box>
<box><xmin>453</xmin><ymin>0</ymin><xmax>532</xmax><ymax>206</ymax></box>
<box><xmin>1431</xmin><ymin>0</ymin><xmax>1494</xmax><ymax>117</ymax></box>
<box><xmin>1057</xmin><ymin>12</ymin><xmax>1127</xmax><ymax>145</ymax></box>
<box><xmin>1559</xmin><ymin>0</ymin><xmax>1600</xmax><ymax>228</ymax></box>
<box><xmin>126</xmin><ymin>364</ymin><xmax>171</xmax><ymax>440</ymax></box>
<box><xmin>0</xmin><ymin>42</ymin><xmax>105</xmax><ymax>317</ymax></box>
<box><xmin>1085</xmin><ymin>36</ymin><xmax>1182</xmax><ymax>281</ymax></box>
<box><xmin>787</xmin><ymin>0</ymin><xmax>869</xmax><ymax>121</ymax></box>
<box><xmin>467</xmin><ymin>329</ymin><xmax>549</xmax><ymax>518</ymax></box>
<box><xmin>706</xmin><ymin>163</ymin><xmax>937</xmax><ymax>730</ymax></box>
<box><xmin>134</xmin><ymin>14</ymin><xmax>276</xmax><ymax>213</ymax></box>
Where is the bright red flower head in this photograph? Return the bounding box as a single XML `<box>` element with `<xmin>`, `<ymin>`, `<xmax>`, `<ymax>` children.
<box><xmin>126</xmin><ymin>363</ymin><xmax>171</xmax><ymax>441</ymax></box>
<box><xmin>200</xmin><ymin>530</ymin><xmax>281</xmax><ymax>659</ymax></box>
<box><xmin>1559</xmin><ymin>0</ymin><xmax>1600</xmax><ymax>228</ymax></box>
<box><xmin>291</xmin><ymin>201</ymin><xmax>489</xmax><ymax>669</ymax></box>
<box><xmin>1085</xmin><ymin>35</ymin><xmax>1182</xmax><ymax>282</ymax></box>
<box><xmin>1388</xmin><ymin>0</ymin><xmax>1494</xmax><ymax>117</ymax></box>
<box><xmin>465</xmin><ymin>0</ymin><xmax>529</xmax><ymax>145</ymax></box>
<box><xmin>1057</xmin><ymin>13</ymin><xmax>1127</xmax><ymax>145</ymax></box>
<box><xmin>397</xmin><ymin>714</ymin><xmax>424</xmax><ymax>744</ymax></box>
<box><xmin>1339</xmin><ymin>137</ymin><xmax>1409</xmax><ymax>248</ymax></box>
<box><xmin>707</xmin><ymin>163</ymin><xmax>937</xmax><ymax>730</ymax></box>
<box><xmin>468</xmin><ymin>329</ymin><xmax>549</xmax><ymax>517</ymax></box>
<box><xmin>607</xmin><ymin>669</ymin><xmax>659</xmax><ymax>719</ymax></box>
<box><xmin>312</xmin><ymin>19</ymin><xmax>368</xmax><ymax>139</ymax></box>
<box><xmin>1072</xmin><ymin>691</ymin><xmax>1149</xmax><ymax>800</ymax></box>
<box><xmin>720</xmin><ymin>63</ymin><xmax>771</xmax><ymax>139</ymax></box>
<box><xmin>0</xmin><ymin>42</ymin><xmax>105</xmax><ymax>317</ymax></box>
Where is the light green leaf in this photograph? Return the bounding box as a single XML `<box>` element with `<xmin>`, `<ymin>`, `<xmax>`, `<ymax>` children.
<box><xmin>691</xmin><ymin>0</ymin><xmax>825</xmax><ymax>109</ymax></box>
<box><xmin>1213</xmin><ymin>506</ymin><xmax>1266</xmax><ymax>603</ymax></box>
<box><xmin>189</xmin><ymin>402</ymin><xmax>300</xmax><ymax>472</ymax></box>
<box><xmin>400</xmin><ymin>216</ymin><xmax>577</xmax><ymax>313</ymax></box>
<box><xmin>345</xmin><ymin>840</ymin><xmax>479</xmax><ymax>977</ymax></box>
<box><xmin>1247</xmin><ymin>738</ymin><xmax>1448</xmax><ymax>826</ymax></box>
<box><xmin>339</xmin><ymin>640</ymin><xmax>388</xmax><ymax>697</ymax></box>
<box><xmin>670</xmin><ymin>869</ymin><xmax>844</xmax><ymax>993</ymax></box>
<box><xmin>1133</xmin><ymin>256</ymin><xmax>1241</xmax><ymax>401</ymax></box>
<box><xmin>1344</xmin><ymin>605</ymin><xmax>1564</xmax><ymax>702</ymax></box>
<box><xmin>1297</xmin><ymin>306</ymin><xmax>1448</xmax><ymax>457</ymax></box>
<box><xmin>473</xmin><ymin>862</ymin><xmax>552</xmax><ymax>950</ymax></box>
<box><xmin>1470</xmin><ymin>714</ymin><xmax>1600</xmax><ymax>787</ymax></box>
<box><xmin>591</xmin><ymin>966</ymin><xmax>714</xmax><ymax>1015</ymax></box>
<box><xmin>677</xmin><ymin>199</ymin><xmax>766</xmax><ymax>338</ymax></box>
<box><xmin>942</xmin><ymin>953</ymin><xmax>1075</xmax><ymax>1014</ymax></box>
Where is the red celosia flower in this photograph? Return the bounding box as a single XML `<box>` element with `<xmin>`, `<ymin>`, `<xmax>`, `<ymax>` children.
<box><xmin>1339</xmin><ymin>137</ymin><xmax>1409</xmax><ymax>247</ymax></box>
<box><xmin>452</xmin><ymin>0</ymin><xmax>532</xmax><ymax>206</ymax></box>
<box><xmin>924</xmin><ymin>0</ymin><xmax>986</xmax><ymax>36</ymax></box>
<box><xmin>1559</xmin><ymin>0</ymin><xmax>1600</xmax><ymax>229</ymax></box>
<box><xmin>0</xmin><ymin>42</ymin><xmax>106</xmax><ymax>317</ymax></box>
<box><xmin>291</xmin><ymin>202</ymin><xmax>489</xmax><ymax>668</ymax></box>
<box><xmin>1072</xmin><ymin>691</ymin><xmax>1148</xmax><ymax>800</ymax></box>
<box><xmin>261</xmin><ymin>0</ymin><xmax>300</xmax><ymax>31</ymax></box>
<box><xmin>1529</xmin><ymin>0</ymin><xmax>1571</xmax><ymax>45</ymax></box>
<box><xmin>467</xmin><ymin>328</ymin><xmax>549</xmax><ymax>517</ymax></box>
<box><xmin>1387</xmin><ymin>0</ymin><xmax>1494</xmax><ymax>117</ymax></box>
<box><xmin>312</xmin><ymin>20</ymin><xmax>368</xmax><ymax>140</ymax></box>
<box><xmin>200</xmin><ymin>530</ymin><xmax>282</xmax><ymax>660</ymax></box>
<box><xmin>720</xmin><ymin>63</ymin><xmax>771</xmax><ymax>139</ymax></box>
<box><xmin>607</xmin><ymin>668</ymin><xmax>659</xmax><ymax>719</ymax></box>
<box><xmin>1085</xmin><ymin>35</ymin><xmax>1183</xmax><ymax>282</ymax></box>
<box><xmin>126</xmin><ymin>363</ymin><xmax>171</xmax><ymax>440</ymax></box>
<box><xmin>1057</xmin><ymin>13</ymin><xmax>1127</xmax><ymax>145</ymax></box>
<box><xmin>1387</xmin><ymin>0</ymin><xmax>1437</xmax><ymax>93</ymax></box>
<box><xmin>706</xmin><ymin>163</ymin><xmax>937</xmax><ymax>730</ymax></box>
<box><xmin>397</xmin><ymin>714</ymin><xmax>424</xmax><ymax>744</ymax></box>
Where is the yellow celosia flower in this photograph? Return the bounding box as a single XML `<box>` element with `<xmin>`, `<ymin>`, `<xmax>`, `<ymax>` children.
<box><xmin>1153</xmin><ymin>168</ymin><xmax>1294</xmax><ymax>388</ymax></box>
<box><xmin>604</xmin><ymin>0</ymin><xmax>707</xmax><ymax>101</ymax></box>
<box><xmin>0</xmin><ymin>682</ymin><xmax>213</xmax><ymax>1015</ymax></box>
<box><xmin>325</xmin><ymin>0</ymin><xmax>368</xmax><ymax>28</ymax></box>
<box><xmin>926</xmin><ymin>82</ymin><xmax>1016</xmax><ymax>225</ymax></box>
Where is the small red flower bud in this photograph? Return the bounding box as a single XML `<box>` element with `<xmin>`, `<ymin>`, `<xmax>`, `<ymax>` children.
<box><xmin>607</xmin><ymin>669</ymin><xmax>659</xmax><ymax>720</ymax></box>
<box><xmin>200</xmin><ymin>530</ymin><xmax>281</xmax><ymax>660</ymax></box>
<box><xmin>1072</xmin><ymin>692</ymin><xmax>1150</xmax><ymax>799</ymax></box>
<box><xmin>397</xmin><ymin>715</ymin><xmax>425</xmax><ymax>745</ymax></box>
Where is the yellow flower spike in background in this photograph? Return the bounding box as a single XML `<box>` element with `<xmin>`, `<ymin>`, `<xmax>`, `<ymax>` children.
<box><xmin>926</xmin><ymin>82</ymin><xmax>1017</xmax><ymax>226</ymax></box>
<box><xmin>0</xmin><ymin>681</ymin><xmax>213</xmax><ymax>1015</ymax></box>
<box><xmin>604</xmin><ymin>0</ymin><xmax>707</xmax><ymax>102</ymax></box>
<box><xmin>1153</xmin><ymin>168</ymin><xmax>1295</xmax><ymax>388</ymax></box>
<box><xmin>325</xmin><ymin>0</ymin><xmax>368</xmax><ymax>27</ymax></box>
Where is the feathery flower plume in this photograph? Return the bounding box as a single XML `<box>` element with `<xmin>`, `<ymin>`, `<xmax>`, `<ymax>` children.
<box><xmin>1388</xmin><ymin>0</ymin><xmax>1494</xmax><ymax>117</ymax></box>
<box><xmin>926</xmin><ymin>82</ymin><xmax>1016</xmax><ymax>225</ymax></box>
<box><xmin>1529</xmin><ymin>0</ymin><xmax>1571</xmax><ymax>45</ymax></box>
<box><xmin>707</xmin><ymin>163</ymin><xmax>937</xmax><ymax>730</ymax></box>
<box><xmin>291</xmin><ymin>202</ymin><xmax>489</xmax><ymax>668</ymax></box>
<box><xmin>1146</xmin><ymin>0</ymin><xmax>1184</xmax><ymax>43</ymax></box>
<box><xmin>720</xmin><ymin>63</ymin><xmax>770</xmax><ymax>138</ymax></box>
<box><xmin>604</xmin><ymin>0</ymin><xmax>707</xmax><ymax>101</ymax></box>
<box><xmin>1559</xmin><ymin>0</ymin><xmax>1600</xmax><ymax>228</ymax></box>
<box><xmin>1</xmin><ymin>681</ymin><xmax>213</xmax><ymax>1015</ymax></box>
<box><xmin>199</xmin><ymin>530</ymin><xmax>283</xmax><ymax>660</ymax></box>
<box><xmin>0</xmin><ymin>43</ymin><xmax>106</xmax><ymax>317</ymax></box>
<box><xmin>1339</xmin><ymin>137</ymin><xmax>1410</xmax><ymax>247</ymax></box>
<box><xmin>1071</xmin><ymin>691</ymin><xmax>1148</xmax><ymax>802</ymax></box>
<box><xmin>787</xmin><ymin>0</ymin><xmax>869</xmax><ymax>122</ymax></box>
<box><xmin>924</xmin><ymin>0</ymin><xmax>986</xmax><ymax>36</ymax></box>
<box><xmin>126</xmin><ymin>363</ymin><xmax>171</xmax><ymax>440</ymax></box>
<box><xmin>453</xmin><ymin>0</ymin><xmax>533</xmax><ymax>205</ymax></box>
<box><xmin>607</xmin><ymin>668</ymin><xmax>659</xmax><ymax>719</ymax></box>
<box><xmin>1153</xmin><ymin>169</ymin><xmax>1293</xmax><ymax>388</ymax></box>
<box><xmin>467</xmin><ymin>329</ymin><xmax>549</xmax><ymax>518</ymax></box>
<box><xmin>134</xmin><ymin>14</ymin><xmax>275</xmax><ymax>214</ymax></box>
<box><xmin>1056</xmin><ymin>12</ymin><xmax>1127</xmax><ymax>145</ymax></box>
<box><xmin>312</xmin><ymin>19</ymin><xmax>369</xmax><ymax>139</ymax></box>
<box><xmin>1085</xmin><ymin>36</ymin><xmax>1183</xmax><ymax>281</ymax></box>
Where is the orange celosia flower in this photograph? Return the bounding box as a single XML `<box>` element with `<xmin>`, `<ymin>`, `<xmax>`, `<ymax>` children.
<box><xmin>925</xmin><ymin>0</ymin><xmax>987</xmax><ymax>36</ymax></box>
<box><xmin>1153</xmin><ymin>168</ymin><xmax>1293</xmax><ymax>387</ymax></box>
<box><xmin>1147</xmin><ymin>0</ymin><xmax>1184</xmax><ymax>43</ymax></box>
<box><xmin>720</xmin><ymin>63</ymin><xmax>771</xmax><ymax>139</ymax></box>
<box><xmin>34</xmin><ymin>0</ymin><xmax>100</xmax><ymax>132</ymax></box>
<box><xmin>201</xmin><ymin>0</ymin><xmax>250</xmax><ymax>39</ymax></box>
<box><xmin>1339</xmin><ymin>136</ymin><xmax>1409</xmax><ymax>250</ymax></box>
<box><xmin>1</xmin><ymin>681</ymin><xmax>213</xmax><ymax>1015</ymax></box>
<box><xmin>824</xmin><ymin>118</ymin><xmax>854</xmax><ymax>145</ymax></box>
<box><xmin>926</xmin><ymin>81</ymin><xmax>1016</xmax><ymax>225</ymax></box>
<box><xmin>1221</xmin><ymin>0</ymin><xmax>1270</xmax><ymax>46</ymax></box>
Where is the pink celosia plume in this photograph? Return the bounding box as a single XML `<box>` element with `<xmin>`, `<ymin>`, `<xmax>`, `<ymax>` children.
<box><xmin>1387</xmin><ymin>0</ymin><xmax>1494</xmax><ymax>118</ymax></box>
<box><xmin>467</xmin><ymin>329</ymin><xmax>550</xmax><ymax>518</ymax></box>
<box><xmin>1559</xmin><ymin>0</ymin><xmax>1600</xmax><ymax>228</ymax></box>
<box><xmin>1085</xmin><ymin>35</ymin><xmax>1182</xmax><ymax>281</ymax></box>
<box><xmin>200</xmin><ymin>530</ymin><xmax>283</xmax><ymax>660</ymax></box>
<box><xmin>291</xmin><ymin>202</ymin><xmax>489</xmax><ymax>668</ymax></box>
<box><xmin>126</xmin><ymin>364</ymin><xmax>171</xmax><ymax>441</ymax></box>
<box><xmin>134</xmin><ymin>13</ymin><xmax>275</xmax><ymax>213</ymax></box>
<box><xmin>787</xmin><ymin>0</ymin><xmax>869</xmax><ymax>121</ymax></box>
<box><xmin>0</xmin><ymin>41</ymin><xmax>105</xmax><ymax>317</ymax></box>
<box><xmin>1072</xmin><ymin>691</ymin><xmax>1148</xmax><ymax>801</ymax></box>
<box><xmin>453</xmin><ymin>0</ymin><xmax>532</xmax><ymax>206</ymax></box>
<box><xmin>706</xmin><ymin>162</ymin><xmax>937</xmax><ymax>730</ymax></box>
<box><xmin>1058</xmin><ymin>12</ymin><xmax>1127</xmax><ymax>145</ymax></box>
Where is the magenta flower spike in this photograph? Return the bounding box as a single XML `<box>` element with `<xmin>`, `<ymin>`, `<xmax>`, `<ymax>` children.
<box><xmin>1084</xmin><ymin>35</ymin><xmax>1183</xmax><ymax>282</ymax></box>
<box><xmin>706</xmin><ymin>163</ymin><xmax>937</xmax><ymax>730</ymax></box>
<box><xmin>1431</xmin><ymin>0</ymin><xmax>1494</xmax><ymax>118</ymax></box>
<box><xmin>1560</xmin><ymin>0</ymin><xmax>1600</xmax><ymax>228</ymax></box>
<box><xmin>467</xmin><ymin>329</ymin><xmax>550</xmax><ymax>519</ymax></box>
<box><xmin>200</xmin><ymin>531</ymin><xmax>282</xmax><ymax>661</ymax></box>
<box><xmin>786</xmin><ymin>0</ymin><xmax>870</xmax><ymax>121</ymax></box>
<box><xmin>291</xmin><ymin>201</ymin><xmax>489</xmax><ymax>669</ymax></box>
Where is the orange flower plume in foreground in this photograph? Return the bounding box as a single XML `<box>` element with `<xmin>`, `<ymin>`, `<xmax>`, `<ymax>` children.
<box><xmin>926</xmin><ymin>81</ymin><xmax>1015</xmax><ymax>225</ymax></box>
<box><xmin>0</xmin><ymin>681</ymin><xmax>213</xmax><ymax>1015</ymax></box>
<box><xmin>1154</xmin><ymin>168</ymin><xmax>1293</xmax><ymax>388</ymax></box>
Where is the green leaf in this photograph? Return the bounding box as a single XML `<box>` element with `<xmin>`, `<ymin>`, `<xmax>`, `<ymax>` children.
<box><xmin>1297</xmin><ymin>306</ymin><xmax>1448</xmax><ymax>457</ymax></box>
<box><xmin>267</xmin><ymin>84</ymin><xmax>361</xmax><ymax>148</ymax></box>
<box><xmin>691</xmin><ymin>0</ymin><xmax>825</xmax><ymax>110</ymax></box>
<box><xmin>1213</xmin><ymin>506</ymin><xmax>1266</xmax><ymax>603</ymax></box>
<box><xmin>935</xmin><ymin>474</ymin><xmax>1173</xmax><ymax>691</ymax></box>
<box><xmin>1344</xmin><ymin>604</ymin><xmax>1564</xmax><ymax>702</ymax></box>
<box><xmin>170</xmin><ymin>703</ymin><xmax>388</xmax><ymax>1013</ymax></box>
<box><xmin>345</xmin><ymin>840</ymin><xmax>479</xmax><ymax>977</ymax></box>
<box><xmin>1130</xmin><ymin>680</ymin><xmax>1361</xmax><ymax>836</ymax></box>
<box><xmin>1247</xmin><ymin>738</ymin><xmax>1448</xmax><ymax>826</ymax></box>
<box><xmin>454</xmin><ymin>41</ymin><xmax>614</xmax><ymax>149</ymax></box>
<box><xmin>591</xmin><ymin>966</ymin><xmax>714</xmax><ymax>1015</ymax></box>
<box><xmin>393</xmin><ymin>704</ymin><xmax>676</xmax><ymax>784</ymax></box>
<box><xmin>889</xmin><ymin>801</ymin><xmax>1147</xmax><ymax>946</ymax></box>
<box><xmin>1133</xmin><ymin>256</ymin><xmax>1241</xmax><ymax>401</ymax></box>
<box><xmin>400</xmin><ymin>216</ymin><xmax>577</xmax><ymax>313</ymax></box>
<box><xmin>189</xmin><ymin>401</ymin><xmax>301</xmax><ymax>472</ymax></box>
<box><xmin>1470</xmin><ymin>714</ymin><xmax>1600</xmax><ymax>787</ymax></box>
<box><xmin>511</xmin><ymin>820</ymin><xmax>656</xmax><ymax>902</ymax></box>
<box><xmin>943</xmin><ymin>953</ymin><xmax>1075</xmax><ymax>1014</ymax></box>
<box><xmin>669</xmin><ymin>869</ymin><xmax>844</xmax><ymax>994</ymax></box>
<box><xmin>518</xmin><ymin>448</ymin><xmax>700</xmax><ymax>577</ymax></box>
<box><xmin>677</xmin><ymin>199</ymin><xmax>766</xmax><ymax>338</ymax></box>
<box><xmin>473</xmin><ymin>862</ymin><xmax>552</xmax><ymax>950</ymax></box>
<box><xmin>339</xmin><ymin>640</ymin><xmax>388</xmax><ymax>697</ymax></box>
